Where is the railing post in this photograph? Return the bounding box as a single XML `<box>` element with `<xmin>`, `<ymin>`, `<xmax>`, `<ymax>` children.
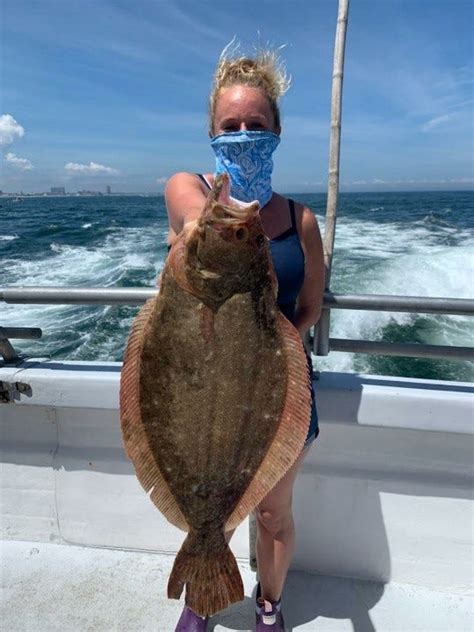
<box><xmin>0</xmin><ymin>327</ymin><xmax>42</xmax><ymax>364</ymax></box>
<box><xmin>249</xmin><ymin>512</ymin><xmax>258</xmax><ymax>572</ymax></box>
<box><xmin>315</xmin><ymin>0</ymin><xmax>350</xmax><ymax>356</ymax></box>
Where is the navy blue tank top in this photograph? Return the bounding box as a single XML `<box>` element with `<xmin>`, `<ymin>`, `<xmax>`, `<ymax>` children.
<box><xmin>268</xmin><ymin>200</ymin><xmax>305</xmax><ymax>323</ymax></box>
<box><xmin>174</xmin><ymin>174</ymin><xmax>306</xmax><ymax>324</ymax></box>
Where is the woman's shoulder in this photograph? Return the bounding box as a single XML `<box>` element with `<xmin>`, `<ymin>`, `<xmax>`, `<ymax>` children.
<box><xmin>166</xmin><ymin>171</ymin><xmax>214</xmax><ymax>183</ymax></box>
<box><xmin>273</xmin><ymin>193</ymin><xmax>320</xmax><ymax>231</ymax></box>
<box><xmin>166</xmin><ymin>171</ymin><xmax>200</xmax><ymax>189</ymax></box>
<box><xmin>166</xmin><ymin>171</ymin><xmax>213</xmax><ymax>196</ymax></box>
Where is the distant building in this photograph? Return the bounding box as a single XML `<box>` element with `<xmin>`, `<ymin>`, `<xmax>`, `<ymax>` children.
<box><xmin>51</xmin><ymin>187</ymin><xmax>66</xmax><ymax>195</ymax></box>
<box><xmin>106</xmin><ymin>185</ymin><xmax>111</xmax><ymax>194</ymax></box>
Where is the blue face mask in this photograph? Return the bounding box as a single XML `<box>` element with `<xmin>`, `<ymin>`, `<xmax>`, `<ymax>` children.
<box><xmin>210</xmin><ymin>130</ymin><xmax>280</xmax><ymax>207</ymax></box>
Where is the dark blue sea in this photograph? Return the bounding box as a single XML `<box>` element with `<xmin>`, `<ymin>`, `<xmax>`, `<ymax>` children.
<box><xmin>1</xmin><ymin>190</ymin><xmax>473</xmax><ymax>381</ymax></box>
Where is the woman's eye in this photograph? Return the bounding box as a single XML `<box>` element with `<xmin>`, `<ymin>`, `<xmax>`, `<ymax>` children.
<box><xmin>249</xmin><ymin>122</ymin><xmax>266</xmax><ymax>130</ymax></box>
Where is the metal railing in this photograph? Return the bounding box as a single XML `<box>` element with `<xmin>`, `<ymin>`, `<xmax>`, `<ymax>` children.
<box><xmin>1</xmin><ymin>286</ymin><xmax>473</xmax><ymax>362</ymax></box>
<box><xmin>0</xmin><ymin>326</ymin><xmax>41</xmax><ymax>363</ymax></box>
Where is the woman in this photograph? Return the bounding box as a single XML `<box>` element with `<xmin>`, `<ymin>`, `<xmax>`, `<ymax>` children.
<box><xmin>165</xmin><ymin>46</ymin><xmax>325</xmax><ymax>632</ymax></box>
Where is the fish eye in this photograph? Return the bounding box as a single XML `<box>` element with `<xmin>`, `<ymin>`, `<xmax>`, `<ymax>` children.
<box><xmin>234</xmin><ymin>227</ymin><xmax>248</xmax><ymax>241</ymax></box>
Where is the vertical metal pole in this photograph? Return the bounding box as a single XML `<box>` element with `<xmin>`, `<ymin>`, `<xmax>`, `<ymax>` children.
<box><xmin>249</xmin><ymin>512</ymin><xmax>258</xmax><ymax>572</ymax></box>
<box><xmin>315</xmin><ymin>0</ymin><xmax>350</xmax><ymax>356</ymax></box>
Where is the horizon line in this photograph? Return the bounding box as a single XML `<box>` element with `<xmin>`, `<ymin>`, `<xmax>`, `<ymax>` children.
<box><xmin>2</xmin><ymin>188</ymin><xmax>473</xmax><ymax>198</ymax></box>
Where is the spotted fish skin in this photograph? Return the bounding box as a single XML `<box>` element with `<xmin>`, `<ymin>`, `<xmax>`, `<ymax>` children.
<box><xmin>120</xmin><ymin>174</ymin><xmax>311</xmax><ymax>616</ymax></box>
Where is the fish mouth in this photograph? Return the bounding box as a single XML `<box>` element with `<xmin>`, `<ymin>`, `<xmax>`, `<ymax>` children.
<box><xmin>200</xmin><ymin>173</ymin><xmax>260</xmax><ymax>226</ymax></box>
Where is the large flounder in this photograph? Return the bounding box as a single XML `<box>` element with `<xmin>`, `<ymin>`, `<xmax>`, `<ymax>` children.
<box><xmin>120</xmin><ymin>173</ymin><xmax>311</xmax><ymax>617</ymax></box>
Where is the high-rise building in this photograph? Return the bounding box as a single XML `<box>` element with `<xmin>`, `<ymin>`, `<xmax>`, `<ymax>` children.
<box><xmin>51</xmin><ymin>187</ymin><xmax>66</xmax><ymax>195</ymax></box>
<box><xmin>106</xmin><ymin>185</ymin><xmax>111</xmax><ymax>194</ymax></box>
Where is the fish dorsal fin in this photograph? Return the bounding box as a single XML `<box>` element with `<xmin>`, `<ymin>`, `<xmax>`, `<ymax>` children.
<box><xmin>225</xmin><ymin>313</ymin><xmax>311</xmax><ymax>530</ymax></box>
<box><xmin>120</xmin><ymin>297</ymin><xmax>189</xmax><ymax>531</ymax></box>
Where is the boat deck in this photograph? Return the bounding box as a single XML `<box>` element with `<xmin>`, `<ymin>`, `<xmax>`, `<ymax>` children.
<box><xmin>2</xmin><ymin>363</ymin><xmax>473</xmax><ymax>630</ymax></box>
<box><xmin>3</xmin><ymin>540</ymin><xmax>471</xmax><ymax>631</ymax></box>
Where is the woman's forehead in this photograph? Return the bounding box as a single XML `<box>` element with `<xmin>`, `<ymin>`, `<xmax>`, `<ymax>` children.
<box><xmin>215</xmin><ymin>85</ymin><xmax>273</xmax><ymax>120</ymax></box>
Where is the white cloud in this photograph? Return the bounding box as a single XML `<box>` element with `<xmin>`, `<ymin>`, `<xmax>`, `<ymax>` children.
<box><xmin>64</xmin><ymin>161</ymin><xmax>119</xmax><ymax>175</ymax></box>
<box><xmin>5</xmin><ymin>152</ymin><xmax>33</xmax><ymax>170</ymax></box>
<box><xmin>346</xmin><ymin>177</ymin><xmax>473</xmax><ymax>187</ymax></box>
<box><xmin>422</xmin><ymin>113</ymin><xmax>457</xmax><ymax>132</ymax></box>
<box><xmin>0</xmin><ymin>114</ymin><xmax>25</xmax><ymax>147</ymax></box>
<box><xmin>449</xmin><ymin>177</ymin><xmax>474</xmax><ymax>184</ymax></box>
<box><xmin>156</xmin><ymin>176</ymin><xmax>168</xmax><ymax>184</ymax></box>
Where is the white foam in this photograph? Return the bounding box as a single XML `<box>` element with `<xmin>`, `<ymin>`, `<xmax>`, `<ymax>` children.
<box><xmin>0</xmin><ymin>235</ymin><xmax>19</xmax><ymax>241</ymax></box>
<box><xmin>3</xmin><ymin>211</ymin><xmax>472</xmax><ymax>369</ymax></box>
<box><xmin>1</xmin><ymin>223</ymin><xmax>165</xmax><ymax>360</ymax></box>
<box><xmin>313</xmin><ymin>231</ymin><xmax>474</xmax><ymax>373</ymax></box>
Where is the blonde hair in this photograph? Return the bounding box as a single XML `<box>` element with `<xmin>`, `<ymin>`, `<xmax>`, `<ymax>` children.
<box><xmin>209</xmin><ymin>38</ymin><xmax>291</xmax><ymax>134</ymax></box>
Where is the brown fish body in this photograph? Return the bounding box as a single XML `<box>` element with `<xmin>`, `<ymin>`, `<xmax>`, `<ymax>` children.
<box><xmin>120</xmin><ymin>174</ymin><xmax>311</xmax><ymax>616</ymax></box>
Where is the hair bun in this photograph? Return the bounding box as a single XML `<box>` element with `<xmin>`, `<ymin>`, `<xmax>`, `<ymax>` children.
<box><xmin>209</xmin><ymin>38</ymin><xmax>291</xmax><ymax>133</ymax></box>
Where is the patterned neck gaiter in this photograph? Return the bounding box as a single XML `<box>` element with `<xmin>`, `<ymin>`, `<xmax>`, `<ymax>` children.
<box><xmin>210</xmin><ymin>130</ymin><xmax>280</xmax><ymax>207</ymax></box>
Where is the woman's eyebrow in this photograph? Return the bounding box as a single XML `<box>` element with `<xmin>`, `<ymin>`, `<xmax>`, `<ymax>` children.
<box><xmin>248</xmin><ymin>113</ymin><xmax>269</xmax><ymax>122</ymax></box>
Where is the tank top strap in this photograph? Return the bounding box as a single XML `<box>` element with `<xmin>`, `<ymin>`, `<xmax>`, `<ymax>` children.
<box><xmin>288</xmin><ymin>199</ymin><xmax>297</xmax><ymax>232</ymax></box>
<box><xmin>195</xmin><ymin>173</ymin><xmax>212</xmax><ymax>189</ymax></box>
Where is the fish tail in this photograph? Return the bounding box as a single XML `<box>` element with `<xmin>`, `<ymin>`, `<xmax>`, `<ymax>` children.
<box><xmin>167</xmin><ymin>529</ymin><xmax>244</xmax><ymax>617</ymax></box>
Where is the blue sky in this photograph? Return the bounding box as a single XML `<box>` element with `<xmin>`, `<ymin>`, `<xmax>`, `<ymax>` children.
<box><xmin>1</xmin><ymin>0</ymin><xmax>473</xmax><ymax>193</ymax></box>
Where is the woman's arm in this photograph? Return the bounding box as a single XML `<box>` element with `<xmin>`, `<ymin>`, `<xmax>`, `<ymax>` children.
<box><xmin>157</xmin><ymin>172</ymin><xmax>209</xmax><ymax>289</ymax></box>
<box><xmin>164</xmin><ymin>172</ymin><xmax>209</xmax><ymax>245</ymax></box>
<box><xmin>293</xmin><ymin>206</ymin><xmax>326</xmax><ymax>337</ymax></box>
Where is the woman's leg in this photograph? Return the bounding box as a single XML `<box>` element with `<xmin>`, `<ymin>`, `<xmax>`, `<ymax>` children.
<box><xmin>255</xmin><ymin>447</ymin><xmax>310</xmax><ymax>602</ymax></box>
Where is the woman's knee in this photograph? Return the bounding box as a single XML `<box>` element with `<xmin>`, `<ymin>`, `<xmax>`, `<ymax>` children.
<box><xmin>255</xmin><ymin>503</ymin><xmax>293</xmax><ymax>537</ymax></box>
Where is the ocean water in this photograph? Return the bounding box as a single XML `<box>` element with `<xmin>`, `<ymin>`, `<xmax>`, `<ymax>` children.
<box><xmin>1</xmin><ymin>191</ymin><xmax>473</xmax><ymax>382</ymax></box>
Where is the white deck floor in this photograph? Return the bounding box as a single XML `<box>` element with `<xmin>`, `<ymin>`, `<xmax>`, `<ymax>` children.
<box><xmin>2</xmin><ymin>540</ymin><xmax>472</xmax><ymax>632</ymax></box>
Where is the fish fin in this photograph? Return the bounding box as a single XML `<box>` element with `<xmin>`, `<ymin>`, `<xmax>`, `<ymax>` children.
<box><xmin>168</xmin><ymin>530</ymin><xmax>244</xmax><ymax>617</ymax></box>
<box><xmin>120</xmin><ymin>296</ymin><xmax>189</xmax><ymax>532</ymax></box>
<box><xmin>224</xmin><ymin>313</ymin><xmax>311</xmax><ymax>530</ymax></box>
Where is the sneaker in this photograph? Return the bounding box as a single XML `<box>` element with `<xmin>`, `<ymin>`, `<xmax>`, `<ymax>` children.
<box><xmin>174</xmin><ymin>606</ymin><xmax>208</xmax><ymax>632</ymax></box>
<box><xmin>255</xmin><ymin>597</ymin><xmax>285</xmax><ymax>631</ymax></box>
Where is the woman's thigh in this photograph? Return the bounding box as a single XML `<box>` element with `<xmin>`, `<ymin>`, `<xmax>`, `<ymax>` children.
<box><xmin>256</xmin><ymin>446</ymin><xmax>311</xmax><ymax>519</ymax></box>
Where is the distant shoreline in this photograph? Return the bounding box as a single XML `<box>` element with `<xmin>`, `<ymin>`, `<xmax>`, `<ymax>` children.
<box><xmin>1</xmin><ymin>189</ymin><xmax>473</xmax><ymax>199</ymax></box>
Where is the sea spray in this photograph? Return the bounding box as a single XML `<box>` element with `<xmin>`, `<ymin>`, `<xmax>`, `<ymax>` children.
<box><xmin>1</xmin><ymin>191</ymin><xmax>472</xmax><ymax>381</ymax></box>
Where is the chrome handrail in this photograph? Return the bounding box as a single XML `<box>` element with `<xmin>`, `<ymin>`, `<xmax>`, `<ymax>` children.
<box><xmin>1</xmin><ymin>286</ymin><xmax>473</xmax><ymax>314</ymax></box>
<box><xmin>1</xmin><ymin>286</ymin><xmax>473</xmax><ymax>361</ymax></box>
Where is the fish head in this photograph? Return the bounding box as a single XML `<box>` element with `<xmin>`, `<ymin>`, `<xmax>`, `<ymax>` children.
<box><xmin>183</xmin><ymin>174</ymin><xmax>276</xmax><ymax>307</ymax></box>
